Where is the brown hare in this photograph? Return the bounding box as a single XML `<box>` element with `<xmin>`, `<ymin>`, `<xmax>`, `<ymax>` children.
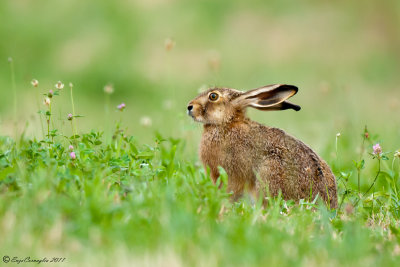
<box><xmin>187</xmin><ymin>84</ymin><xmax>337</xmax><ymax>208</ymax></box>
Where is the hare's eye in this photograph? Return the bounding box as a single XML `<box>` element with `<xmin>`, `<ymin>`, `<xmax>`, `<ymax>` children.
<box><xmin>209</xmin><ymin>92</ymin><xmax>219</xmax><ymax>101</ymax></box>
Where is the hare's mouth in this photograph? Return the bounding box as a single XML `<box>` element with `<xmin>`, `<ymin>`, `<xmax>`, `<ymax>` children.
<box><xmin>188</xmin><ymin>113</ymin><xmax>203</xmax><ymax>123</ymax></box>
<box><xmin>187</xmin><ymin>110</ymin><xmax>204</xmax><ymax>123</ymax></box>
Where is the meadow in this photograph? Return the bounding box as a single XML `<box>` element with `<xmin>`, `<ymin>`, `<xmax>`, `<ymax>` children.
<box><xmin>1</xmin><ymin>0</ymin><xmax>400</xmax><ymax>266</ymax></box>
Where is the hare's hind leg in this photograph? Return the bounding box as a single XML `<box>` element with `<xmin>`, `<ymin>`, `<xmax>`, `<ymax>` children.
<box><xmin>256</xmin><ymin>159</ymin><xmax>284</xmax><ymax>197</ymax></box>
<box><xmin>320</xmin><ymin>162</ymin><xmax>338</xmax><ymax>209</ymax></box>
<box><xmin>256</xmin><ymin>158</ymin><xmax>295</xmax><ymax>200</ymax></box>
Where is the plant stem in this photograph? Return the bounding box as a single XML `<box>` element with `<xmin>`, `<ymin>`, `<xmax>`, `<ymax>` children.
<box><xmin>335</xmin><ymin>134</ymin><xmax>340</xmax><ymax>169</ymax></box>
<box><xmin>105</xmin><ymin>93</ymin><xmax>110</xmax><ymax>144</ymax></box>
<box><xmin>117</xmin><ymin>134</ymin><xmax>123</xmax><ymax>157</ymax></box>
<box><xmin>372</xmin><ymin>191</ymin><xmax>374</xmax><ymax>215</ymax></box>
<box><xmin>35</xmin><ymin>87</ymin><xmax>45</xmax><ymax>140</ymax></box>
<box><xmin>354</xmin><ymin>157</ymin><xmax>381</xmax><ymax>207</ymax></box>
<box><xmin>70</xmin><ymin>121</ymin><xmax>74</xmax><ymax>137</ymax></box>
<box><xmin>47</xmin><ymin>118</ymin><xmax>50</xmax><ymax>140</ymax></box>
<box><xmin>338</xmin><ymin>175</ymin><xmax>349</xmax><ymax>212</ymax></box>
<box><xmin>363</xmin><ymin>158</ymin><xmax>381</xmax><ymax>197</ymax></box>
<box><xmin>166</xmin><ymin>49</ymin><xmax>174</xmax><ymax>103</ymax></box>
<box><xmin>392</xmin><ymin>157</ymin><xmax>400</xmax><ymax>198</ymax></box>
<box><xmin>116</xmin><ymin>115</ymin><xmax>123</xmax><ymax>155</ymax></box>
<box><xmin>398</xmin><ymin>159</ymin><xmax>400</xmax><ymax>198</ymax></box>
<box><xmin>358</xmin><ymin>135</ymin><xmax>366</xmax><ymax>194</ymax></box>
<box><xmin>48</xmin><ymin>101</ymin><xmax>52</xmax><ymax>141</ymax></box>
<box><xmin>8</xmin><ymin>58</ymin><xmax>17</xmax><ymax>137</ymax></box>
<box><xmin>70</xmin><ymin>84</ymin><xmax>77</xmax><ymax>136</ymax></box>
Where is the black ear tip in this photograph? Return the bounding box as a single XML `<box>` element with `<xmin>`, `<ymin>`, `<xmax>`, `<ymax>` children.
<box><xmin>289</xmin><ymin>85</ymin><xmax>298</xmax><ymax>93</ymax></box>
<box><xmin>281</xmin><ymin>84</ymin><xmax>298</xmax><ymax>92</ymax></box>
<box><xmin>282</xmin><ymin>101</ymin><xmax>301</xmax><ymax>111</ymax></box>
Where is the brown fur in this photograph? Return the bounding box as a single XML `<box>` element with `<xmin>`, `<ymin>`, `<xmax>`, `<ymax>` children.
<box><xmin>187</xmin><ymin>85</ymin><xmax>337</xmax><ymax>208</ymax></box>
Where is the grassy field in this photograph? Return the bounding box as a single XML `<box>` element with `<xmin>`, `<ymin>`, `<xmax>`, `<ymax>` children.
<box><xmin>1</xmin><ymin>0</ymin><xmax>400</xmax><ymax>266</ymax></box>
<box><xmin>0</xmin><ymin>115</ymin><xmax>399</xmax><ymax>266</ymax></box>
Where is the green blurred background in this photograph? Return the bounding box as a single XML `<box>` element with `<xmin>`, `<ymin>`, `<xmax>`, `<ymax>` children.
<box><xmin>1</xmin><ymin>0</ymin><xmax>399</xmax><ymax>161</ymax></box>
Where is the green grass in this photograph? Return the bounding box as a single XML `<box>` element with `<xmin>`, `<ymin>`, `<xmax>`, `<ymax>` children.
<box><xmin>1</xmin><ymin>0</ymin><xmax>400</xmax><ymax>265</ymax></box>
<box><xmin>0</xmin><ymin>112</ymin><xmax>399</xmax><ymax>266</ymax></box>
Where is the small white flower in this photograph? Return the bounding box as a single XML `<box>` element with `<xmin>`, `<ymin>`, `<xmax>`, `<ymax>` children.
<box><xmin>394</xmin><ymin>150</ymin><xmax>400</xmax><ymax>158</ymax></box>
<box><xmin>44</xmin><ymin>97</ymin><xmax>51</xmax><ymax>106</ymax></box>
<box><xmin>336</xmin><ymin>133</ymin><xmax>341</xmax><ymax>137</ymax></box>
<box><xmin>140</xmin><ymin>116</ymin><xmax>152</xmax><ymax>127</ymax></box>
<box><xmin>31</xmin><ymin>79</ymin><xmax>39</xmax><ymax>87</ymax></box>
<box><xmin>69</xmin><ymin>82</ymin><xmax>73</xmax><ymax>88</ymax></box>
<box><xmin>55</xmin><ymin>81</ymin><xmax>64</xmax><ymax>90</ymax></box>
<box><xmin>140</xmin><ymin>163</ymin><xmax>149</xmax><ymax>168</ymax></box>
<box><xmin>104</xmin><ymin>84</ymin><xmax>114</xmax><ymax>94</ymax></box>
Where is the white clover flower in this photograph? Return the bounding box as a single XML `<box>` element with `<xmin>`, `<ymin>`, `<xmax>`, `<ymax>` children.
<box><xmin>104</xmin><ymin>84</ymin><xmax>114</xmax><ymax>94</ymax></box>
<box><xmin>140</xmin><ymin>116</ymin><xmax>152</xmax><ymax>127</ymax></box>
<box><xmin>31</xmin><ymin>79</ymin><xmax>39</xmax><ymax>87</ymax></box>
<box><xmin>44</xmin><ymin>97</ymin><xmax>51</xmax><ymax>106</ymax></box>
<box><xmin>55</xmin><ymin>81</ymin><xmax>64</xmax><ymax>90</ymax></box>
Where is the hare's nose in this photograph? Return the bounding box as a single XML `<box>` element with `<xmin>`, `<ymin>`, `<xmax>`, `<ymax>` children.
<box><xmin>187</xmin><ymin>105</ymin><xmax>193</xmax><ymax>111</ymax></box>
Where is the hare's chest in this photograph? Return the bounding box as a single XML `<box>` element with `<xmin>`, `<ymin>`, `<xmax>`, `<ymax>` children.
<box><xmin>199</xmin><ymin>131</ymin><xmax>248</xmax><ymax>169</ymax></box>
<box><xmin>199</xmin><ymin>134</ymin><xmax>223</xmax><ymax>167</ymax></box>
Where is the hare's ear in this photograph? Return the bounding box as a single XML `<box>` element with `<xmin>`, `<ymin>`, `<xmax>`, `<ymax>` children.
<box><xmin>233</xmin><ymin>84</ymin><xmax>300</xmax><ymax>111</ymax></box>
<box><xmin>254</xmin><ymin>101</ymin><xmax>301</xmax><ymax>111</ymax></box>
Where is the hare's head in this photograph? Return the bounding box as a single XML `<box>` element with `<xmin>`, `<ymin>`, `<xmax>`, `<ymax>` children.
<box><xmin>187</xmin><ymin>84</ymin><xmax>301</xmax><ymax>125</ymax></box>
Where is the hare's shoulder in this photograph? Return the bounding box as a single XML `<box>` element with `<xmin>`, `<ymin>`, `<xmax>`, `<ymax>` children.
<box><xmin>247</xmin><ymin>121</ymin><xmax>315</xmax><ymax>159</ymax></box>
<box><xmin>247</xmin><ymin>121</ymin><xmax>287</xmax><ymax>144</ymax></box>
<box><xmin>249</xmin><ymin>121</ymin><xmax>307</xmax><ymax>150</ymax></box>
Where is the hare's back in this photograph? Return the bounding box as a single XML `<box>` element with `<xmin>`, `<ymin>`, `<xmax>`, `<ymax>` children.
<box><xmin>256</xmin><ymin>125</ymin><xmax>337</xmax><ymax>207</ymax></box>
